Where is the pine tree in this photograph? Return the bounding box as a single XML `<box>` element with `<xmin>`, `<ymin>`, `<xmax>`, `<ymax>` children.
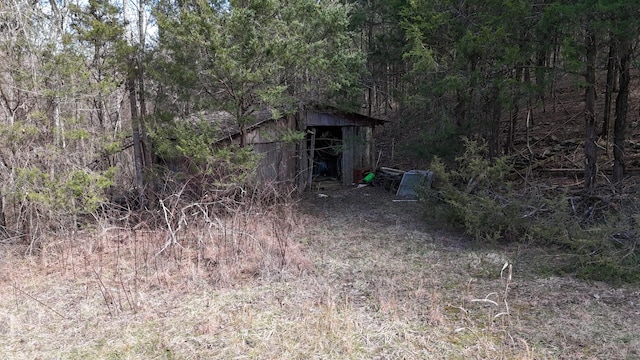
<box><xmin>153</xmin><ymin>0</ymin><xmax>364</xmax><ymax>145</ymax></box>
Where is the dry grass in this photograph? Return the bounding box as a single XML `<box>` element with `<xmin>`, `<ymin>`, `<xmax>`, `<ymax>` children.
<box><xmin>0</xmin><ymin>187</ymin><xmax>638</xmax><ymax>359</ymax></box>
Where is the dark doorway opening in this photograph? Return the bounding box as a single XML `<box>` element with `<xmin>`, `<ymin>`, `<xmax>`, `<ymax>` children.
<box><xmin>309</xmin><ymin>126</ymin><xmax>342</xmax><ymax>180</ymax></box>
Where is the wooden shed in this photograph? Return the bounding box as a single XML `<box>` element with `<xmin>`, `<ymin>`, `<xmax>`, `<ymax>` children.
<box><xmin>217</xmin><ymin>106</ymin><xmax>386</xmax><ymax>190</ymax></box>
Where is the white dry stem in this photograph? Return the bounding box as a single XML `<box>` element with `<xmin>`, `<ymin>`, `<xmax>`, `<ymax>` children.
<box><xmin>470</xmin><ymin>298</ymin><xmax>499</xmax><ymax>306</ymax></box>
<box><xmin>502</xmin><ymin>263</ymin><xmax>513</xmax><ymax>298</ymax></box>
<box><xmin>500</xmin><ymin>262</ymin><xmax>509</xmax><ymax>278</ymax></box>
<box><xmin>156</xmin><ymin>198</ymin><xmax>185</xmax><ymax>256</ymax></box>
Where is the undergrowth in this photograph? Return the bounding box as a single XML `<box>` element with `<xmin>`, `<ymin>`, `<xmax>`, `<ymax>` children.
<box><xmin>421</xmin><ymin>138</ymin><xmax>640</xmax><ymax>283</ymax></box>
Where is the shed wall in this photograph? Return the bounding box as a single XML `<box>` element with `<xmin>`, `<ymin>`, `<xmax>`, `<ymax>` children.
<box><xmin>340</xmin><ymin>126</ymin><xmax>375</xmax><ymax>185</ymax></box>
<box><xmin>252</xmin><ymin>142</ymin><xmax>296</xmax><ymax>184</ymax></box>
<box><xmin>240</xmin><ymin>109</ymin><xmax>381</xmax><ymax>189</ymax></box>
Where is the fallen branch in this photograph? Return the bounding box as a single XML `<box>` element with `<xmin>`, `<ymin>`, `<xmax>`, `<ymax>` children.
<box><xmin>10</xmin><ymin>282</ymin><xmax>67</xmax><ymax>319</ymax></box>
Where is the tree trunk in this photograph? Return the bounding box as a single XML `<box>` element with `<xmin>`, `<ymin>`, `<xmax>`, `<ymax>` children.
<box><xmin>506</xmin><ymin>67</ymin><xmax>523</xmax><ymax>154</ymax></box>
<box><xmin>367</xmin><ymin>10</ymin><xmax>373</xmax><ymax>117</ymax></box>
<box><xmin>128</xmin><ymin>62</ymin><xmax>146</xmax><ymax>208</ymax></box>
<box><xmin>239</xmin><ymin>125</ymin><xmax>247</xmax><ymax>147</ymax></box>
<box><xmin>454</xmin><ymin>89</ymin><xmax>466</xmax><ymax>128</ymax></box>
<box><xmin>535</xmin><ymin>51</ymin><xmax>546</xmax><ymax>114</ymax></box>
<box><xmin>0</xmin><ymin>190</ymin><xmax>6</xmax><ymax>231</ymax></box>
<box><xmin>137</xmin><ymin>0</ymin><xmax>153</xmax><ymax>170</ymax></box>
<box><xmin>584</xmin><ymin>28</ymin><xmax>598</xmax><ymax>191</ymax></box>
<box><xmin>95</xmin><ymin>97</ymin><xmax>106</xmax><ymax>129</ymax></box>
<box><xmin>551</xmin><ymin>35</ymin><xmax>560</xmax><ymax>113</ymax></box>
<box><xmin>53</xmin><ymin>96</ymin><xmax>65</xmax><ymax>148</ymax></box>
<box><xmin>613</xmin><ymin>42</ymin><xmax>630</xmax><ymax>184</ymax></box>
<box><xmin>601</xmin><ymin>36</ymin><xmax>617</xmax><ymax>139</ymax></box>
<box><xmin>488</xmin><ymin>85</ymin><xmax>502</xmax><ymax>159</ymax></box>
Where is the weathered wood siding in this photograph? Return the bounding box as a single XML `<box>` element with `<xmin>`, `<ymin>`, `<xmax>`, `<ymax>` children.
<box><xmin>296</xmin><ymin>111</ymin><xmax>310</xmax><ymax>190</ymax></box>
<box><xmin>307</xmin><ymin>111</ymin><xmax>382</xmax><ymax>127</ymax></box>
<box><xmin>245</xmin><ymin>116</ymin><xmax>298</xmax><ymax>185</ymax></box>
<box><xmin>223</xmin><ymin>108</ymin><xmax>383</xmax><ymax>189</ymax></box>
<box><xmin>252</xmin><ymin>142</ymin><xmax>296</xmax><ymax>184</ymax></box>
<box><xmin>340</xmin><ymin>126</ymin><xmax>375</xmax><ymax>185</ymax></box>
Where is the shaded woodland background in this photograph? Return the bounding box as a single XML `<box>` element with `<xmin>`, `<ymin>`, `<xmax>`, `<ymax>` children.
<box><xmin>1</xmin><ymin>0</ymin><xmax>639</xmax><ymax>280</ymax></box>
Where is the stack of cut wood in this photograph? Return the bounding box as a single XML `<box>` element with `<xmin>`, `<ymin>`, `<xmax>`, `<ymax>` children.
<box><xmin>375</xmin><ymin>167</ymin><xmax>406</xmax><ymax>193</ymax></box>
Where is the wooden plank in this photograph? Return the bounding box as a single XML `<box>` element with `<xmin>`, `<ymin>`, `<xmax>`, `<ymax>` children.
<box><xmin>353</xmin><ymin>127</ymin><xmax>363</xmax><ymax>169</ymax></box>
<box><xmin>296</xmin><ymin>131</ymin><xmax>308</xmax><ymax>191</ymax></box>
<box><xmin>380</xmin><ymin>167</ymin><xmax>406</xmax><ymax>176</ymax></box>
<box><xmin>283</xmin><ymin>142</ymin><xmax>296</xmax><ymax>183</ymax></box>
<box><xmin>363</xmin><ymin>126</ymin><xmax>373</xmax><ymax>168</ymax></box>
<box><xmin>308</xmin><ymin>129</ymin><xmax>316</xmax><ymax>191</ymax></box>
<box><xmin>537</xmin><ymin>168</ymin><xmax>640</xmax><ymax>173</ymax></box>
<box><xmin>252</xmin><ymin>142</ymin><xmax>278</xmax><ymax>183</ymax></box>
<box><xmin>342</xmin><ymin>127</ymin><xmax>354</xmax><ymax>185</ymax></box>
<box><xmin>306</xmin><ymin>111</ymin><xmax>381</xmax><ymax>127</ymax></box>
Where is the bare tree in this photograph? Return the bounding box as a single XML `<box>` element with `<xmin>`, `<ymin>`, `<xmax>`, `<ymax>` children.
<box><xmin>583</xmin><ymin>27</ymin><xmax>598</xmax><ymax>191</ymax></box>
<box><xmin>613</xmin><ymin>39</ymin><xmax>631</xmax><ymax>184</ymax></box>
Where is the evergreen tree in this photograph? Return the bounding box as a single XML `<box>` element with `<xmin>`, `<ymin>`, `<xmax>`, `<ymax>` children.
<box><xmin>153</xmin><ymin>0</ymin><xmax>364</xmax><ymax>146</ymax></box>
<box><xmin>401</xmin><ymin>0</ymin><xmax>538</xmax><ymax>158</ymax></box>
<box><xmin>69</xmin><ymin>0</ymin><xmax>129</xmax><ymax>130</ymax></box>
<box><xmin>347</xmin><ymin>0</ymin><xmax>408</xmax><ymax>117</ymax></box>
<box><xmin>544</xmin><ymin>0</ymin><xmax>639</xmax><ymax>189</ymax></box>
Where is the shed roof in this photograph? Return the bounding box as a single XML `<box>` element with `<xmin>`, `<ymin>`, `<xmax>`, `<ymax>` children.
<box><xmin>181</xmin><ymin>105</ymin><xmax>387</xmax><ymax>143</ymax></box>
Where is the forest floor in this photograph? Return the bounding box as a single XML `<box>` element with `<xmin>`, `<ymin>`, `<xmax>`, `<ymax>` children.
<box><xmin>380</xmin><ymin>71</ymin><xmax>640</xmax><ymax>186</ymax></box>
<box><xmin>1</xmin><ymin>185</ymin><xmax>639</xmax><ymax>359</ymax></box>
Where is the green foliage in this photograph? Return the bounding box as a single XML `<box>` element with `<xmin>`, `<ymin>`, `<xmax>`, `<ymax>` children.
<box><xmin>153</xmin><ymin>0</ymin><xmax>364</xmax><ymax>122</ymax></box>
<box><xmin>548</xmin><ymin>211</ymin><xmax>640</xmax><ymax>284</ymax></box>
<box><xmin>103</xmin><ymin>140</ymin><xmax>124</xmax><ymax>156</ymax></box>
<box><xmin>404</xmin><ymin>117</ymin><xmax>466</xmax><ymax>163</ymax></box>
<box><xmin>15</xmin><ymin>166</ymin><xmax>115</xmax><ymax>217</ymax></box>
<box><xmin>423</xmin><ymin>138</ymin><xmax>522</xmax><ymax>242</ymax></box>
<box><xmin>0</xmin><ymin>123</ymin><xmax>40</xmax><ymax>144</ymax></box>
<box><xmin>422</xmin><ymin>139</ymin><xmax>640</xmax><ymax>283</ymax></box>
<box><xmin>213</xmin><ymin>145</ymin><xmax>259</xmax><ymax>184</ymax></box>
<box><xmin>69</xmin><ymin>0</ymin><xmax>129</xmax><ymax>68</ymax></box>
<box><xmin>149</xmin><ymin>115</ymin><xmax>260</xmax><ymax>187</ymax></box>
<box><xmin>150</xmin><ymin>116</ymin><xmax>219</xmax><ymax>163</ymax></box>
<box><xmin>277</xmin><ymin>128</ymin><xmax>306</xmax><ymax>144</ymax></box>
<box><xmin>64</xmin><ymin>128</ymin><xmax>90</xmax><ymax>141</ymax></box>
<box><xmin>399</xmin><ymin>0</ymin><xmax>553</xmax><ymax>144</ymax></box>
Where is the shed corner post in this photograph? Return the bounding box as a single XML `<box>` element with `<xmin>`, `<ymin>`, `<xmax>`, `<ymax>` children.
<box><xmin>295</xmin><ymin>108</ymin><xmax>310</xmax><ymax>192</ymax></box>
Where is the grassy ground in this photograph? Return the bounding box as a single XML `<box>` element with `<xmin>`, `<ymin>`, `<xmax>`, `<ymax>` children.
<box><xmin>0</xmin><ymin>187</ymin><xmax>638</xmax><ymax>359</ymax></box>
